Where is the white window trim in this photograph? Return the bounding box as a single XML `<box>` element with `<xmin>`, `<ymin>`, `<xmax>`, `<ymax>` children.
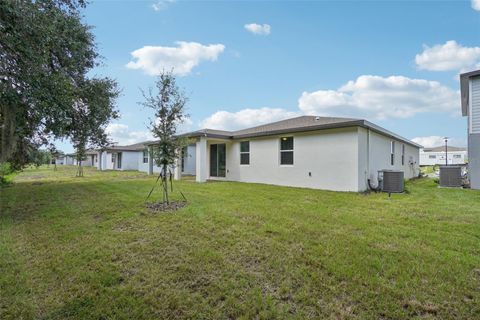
<box><xmin>401</xmin><ymin>144</ymin><xmax>405</xmax><ymax>166</ymax></box>
<box><xmin>390</xmin><ymin>141</ymin><xmax>395</xmax><ymax>166</ymax></box>
<box><xmin>279</xmin><ymin>136</ymin><xmax>294</xmax><ymax>166</ymax></box>
<box><xmin>142</xmin><ymin>150</ymin><xmax>149</xmax><ymax>164</ymax></box>
<box><xmin>240</xmin><ymin>141</ymin><xmax>250</xmax><ymax>166</ymax></box>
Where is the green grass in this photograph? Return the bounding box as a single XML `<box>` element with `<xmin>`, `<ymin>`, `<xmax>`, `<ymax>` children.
<box><xmin>1</xmin><ymin>166</ymin><xmax>480</xmax><ymax>319</ymax></box>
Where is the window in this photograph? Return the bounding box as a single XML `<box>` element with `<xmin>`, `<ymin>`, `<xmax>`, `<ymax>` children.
<box><xmin>429</xmin><ymin>155</ymin><xmax>436</xmax><ymax>159</ymax></box>
<box><xmin>390</xmin><ymin>141</ymin><xmax>395</xmax><ymax>165</ymax></box>
<box><xmin>111</xmin><ymin>153</ymin><xmax>116</xmax><ymax>163</ymax></box>
<box><xmin>181</xmin><ymin>147</ymin><xmax>187</xmax><ymax>172</ymax></box>
<box><xmin>401</xmin><ymin>144</ymin><xmax>405</xmax><ymax>165</ymax></box>
<box><xmin>454</xmin><ymin>154</ymin><xmax>462</xmax><ymax>159</ymax></box>
<box><xmin>280</xmin><ymin>137</ymin><xmax>294</xmax><ymax>165</ymax></box>
<box><xmin>240</xmin><ymin>141</ymin><xmax>250</xmax><ymax>165</ymax></box>
<box><xmin>143</xmin><ymin>149</ymin><xmax>149</xmax><ymax>163</ymax></box>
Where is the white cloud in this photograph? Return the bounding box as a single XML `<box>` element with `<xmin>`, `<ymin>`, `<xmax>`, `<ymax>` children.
<box><xmin>415</xmin><ymin>40</ymin><xmax>480</xmax><ymax>72</ymax></box>
<box><xmin>106</xmin><ymin>124</ymin><xmax>153</xmax><ymax>146</ymax></box>
<box><xmin>151</xmin><ymin>0</ymin><xmax>175</xmax><ymax>11</ymax></box>
<box><xmin>200</xmin><ymin>108</ymin><xmax>299</xmax><ymax>131</ymax></box>
<box><xmin>298</xmin><ymin>75</ymin><xmax>459</xmax><ymax>120</ymax></box>
<box><xmin>412</xmin><ymin>136</ymin><xmax>467</xmax><ymax>148</ymax></box>
<box><xmin>244</xmin><ymin>23</ymin><xmax>271</xmax><ymax>35</ymax></box>
<box><xmin>472</xmin><ymin>0</ymin><xmax>480</xmax><ymax>11</ymax></box>
<box><xmin>126</xmin><ymin>42</ymin><xmax>225</xmax><ymax>76</ymax></box>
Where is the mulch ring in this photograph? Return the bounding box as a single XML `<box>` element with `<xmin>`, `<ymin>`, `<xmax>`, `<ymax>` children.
<box><xmin>146</xmin><ymin>200</ymin><xmax>187</xmax><ymax>213</ymax></box>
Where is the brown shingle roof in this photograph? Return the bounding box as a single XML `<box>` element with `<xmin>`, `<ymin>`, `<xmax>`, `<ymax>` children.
<box><xmin>172</xmin><ymin>115</ymin><xmax>421</xmax><ymax>148</ymax></box>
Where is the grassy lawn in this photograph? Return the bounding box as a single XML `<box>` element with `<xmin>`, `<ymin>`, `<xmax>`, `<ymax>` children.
<box><xmin>1</xmin><ymin>166</ymin><xmax>480</xmax><ymax>319</ymax></box>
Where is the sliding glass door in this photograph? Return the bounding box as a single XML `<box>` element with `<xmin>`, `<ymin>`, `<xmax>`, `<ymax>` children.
<box><xmin>210</xmin><ymin>144</ymin><xmax>226</xmax><ymax>177</ymax></box>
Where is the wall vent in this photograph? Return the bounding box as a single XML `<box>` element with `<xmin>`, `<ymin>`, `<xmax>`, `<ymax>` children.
<box><xmin>379</xmin><ymin>170</ymin><xmax>404</xmax><ymax>193</ymax></box>
<box><xmin>439</xmin><ymin>166</ymin><xmax>463</xmax><ymax>187</ymax></box>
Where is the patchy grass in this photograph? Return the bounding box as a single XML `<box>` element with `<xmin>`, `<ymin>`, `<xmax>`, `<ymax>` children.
<box><xmin>1</xmin><ymin>166</ymin><xmax>480</xmax><ymax>319</ymax></box>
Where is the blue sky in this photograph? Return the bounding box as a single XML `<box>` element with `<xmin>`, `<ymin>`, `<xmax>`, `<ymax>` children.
<box><xmin>58</xmin><ymin>0</ymin><xmax>480</xmax><ymax>152</ymax></box>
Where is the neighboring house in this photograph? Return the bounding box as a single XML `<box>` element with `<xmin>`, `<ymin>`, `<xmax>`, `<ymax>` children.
<box><xmin>97</xmin><ymin>142</ymin><xmax>153</xmax><ymax>171</ymax></box>
<box><xmin>59</xmin><ymin>151</ymin><xmax>97</xmax><ymax>166</ymax></box>
<box><xmin>54</xmin><ymin>155</ymin><xmax>65</xmax><ymax>165</ymax></box>
<box><xmin>146</xmin><ymin>116</ymin><xmax>421</xmax><ymax>192</ymax></box>
<box><xmin>64</xmin><ymin>153</ymin><xmax>76</xmax><ymax>165</ymax></box>
<box><xmin>419</xmin><ymin>146</ymin><xmax>467</xmax><ymax>166</ymax></box>
<box><xmin>460</xmin><ymin>70</ymin><xmax>480</xmax><ymax>189</ymax></box>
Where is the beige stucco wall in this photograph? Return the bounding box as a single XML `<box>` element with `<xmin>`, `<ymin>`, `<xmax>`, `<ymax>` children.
<box><xmin>357</xmin><ymin>127</ymin><xmax>420</xmax><ymax>191</ymax></box>
<box><xmin>207</xmin><ymin>128</ymin><xmax>360</xmax><ymax>192</ymax></box>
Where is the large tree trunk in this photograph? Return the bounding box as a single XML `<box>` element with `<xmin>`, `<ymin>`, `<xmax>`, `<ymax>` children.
<box><xmin>0</xmin><ymin>104</ymin><xmax>19</xmax><ymax>163</ymax></box>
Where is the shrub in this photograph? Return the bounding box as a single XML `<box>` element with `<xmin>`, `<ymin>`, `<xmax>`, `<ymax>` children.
<box><xmin>0</xmin><ymin>162</ymin><xmax>14</xmax><ymax>186</ymax></box>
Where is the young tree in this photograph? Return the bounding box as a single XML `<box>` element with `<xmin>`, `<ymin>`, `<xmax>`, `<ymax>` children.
<box><xmin>141</xmin><ymin>71</ymin><xmax>188</xmax><ymax>204</ymax></box>
<box><xmin>0</xmin><ymin>0</ymin><xmax>118</xmax><ymax>170</ymax></box>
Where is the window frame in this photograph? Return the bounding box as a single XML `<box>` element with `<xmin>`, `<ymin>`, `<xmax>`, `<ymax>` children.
<box><xmin>240</xmin><ymin>141</ymin><xmax>250</xmax><ymax>165</ymax></box>
<box><xmin>143</xmin><ymin>149</ymin><xmax>149</xmax><ymax>164</ymax></box>
<box><xmin>390</xmin><ymin>141</ymin><xmax>395</xmax><ymax>166</ymax></box>
<box><xmin>280</xmin><ymin>136</ymin><xmax>294</xmax><ymax>166</ymax></box>
<box><xmin>401</xmin><ymin>144</ymin><xmax>405</xmax><ymax>165</ymax></box>
<box><xmin>181</xmin><ymin>147</ymin><xmax>187</xmax><ymax>172</ymax></box>
<box><xmin>428</xmin><ymin>155</ymin><xmax>436</xmax><ymax>159</ymax></box>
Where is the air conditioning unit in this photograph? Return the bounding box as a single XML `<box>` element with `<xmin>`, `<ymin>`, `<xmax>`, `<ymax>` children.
<box><xmin>378</xmin><ymin>170</ymin><xmax>404</xmax><ymax>193</ymax></box>
<box><xmin>439</xmin><ymin>166</ymin><xmax>463</xmax><ymax>187</ymax></box>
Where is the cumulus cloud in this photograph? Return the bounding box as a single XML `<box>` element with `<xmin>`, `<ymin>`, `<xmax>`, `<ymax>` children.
<box><xmin>415</xmin><ymin>40</ymin><xmax>480</xmax><ymax>72</ymax></box>
<box><xmin>200</xmin><ymin>108</ymin><xmax>299</xmax><ymax>131</ymax></box>
<box><xmin>151</xmin><ymin>0</ymin><xmax>175</xmax><ymax>11</ymax></box>
<box><xmin>412</xmin><ymin>136</ymin><xmax>467</xmax><ymax>148</ymax></box>
<box><xmin>106</xmin><ymin>124</ymin><xmax>153</xmax><ymax>146</ymax></box>
<box><xmin>244</xmin><ymin>23</ymin><xmax>271</xmax><ymax>35</ymax></box>
<box><xmin>472</xmin><ymin>0</ymin><xmax>480</xmax><ymax>11</ymax></box>
<box><xmin>126</xmin><ymin>42</ymin><xmax>225</xmax><ymax>76</ymax></box>
<box><xmin>298</xmin><ymin>75</ymin><xmax>459</xmax><ymax>120</ymax></box>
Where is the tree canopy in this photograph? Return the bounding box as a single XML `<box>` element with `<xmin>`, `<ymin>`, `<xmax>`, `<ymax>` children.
<box><xmin>0</xmin><ymin>0</ymin><xmax>119</xmax><ymax>169</ymax></box>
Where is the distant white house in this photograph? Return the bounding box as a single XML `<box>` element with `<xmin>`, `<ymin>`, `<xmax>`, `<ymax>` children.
<box><xmin>419</xmin><ymin>146</ymin><xmax>467</xmax><ymax>166</ymax></box>
<box><xmin>93</xmin><ymin>141</ymin><xmax>196</xmax><ymax>174</ymax></box>
<box><xmin>145</xmin><ymin>116</ymin><xmax>421</xmax><ymax>192</ymax></box>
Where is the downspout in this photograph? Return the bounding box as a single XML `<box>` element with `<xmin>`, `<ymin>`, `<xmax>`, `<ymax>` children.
<box><xmin>366</xmin><ymin>128</ymin><xmax>381</xmax><ymax>192</ymax></box>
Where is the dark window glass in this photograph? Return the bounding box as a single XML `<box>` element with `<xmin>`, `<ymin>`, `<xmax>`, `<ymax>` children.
<box><xmin>117</xmin><ymin>152</ymin><xmax>122</xmax><ymax>169</ymax></box>
<box><xmin>281</xmin><ymin>151</ymin><xmax>294</xmax><ymax>165</ymax></box>
<box><xmin>280</xmin><ymin>137</ymin><xmax>294</xmax><ymax>165</ymax></box>
<box><xmin>217</xmin><ymin>144</ymin><xmax>226</xmax><ymax>177</ymax></box>
<box><xmin>240</xmin><ymin>153</ymin><xmax>250</xmax><ymax>165</ymax></box>
<box><xmin>240</xmin><ymin>141</ymin><xmax>250</xmax><ymax>165</ymax></box>
<box><xmin>210</xmin><ymin>144</ymin><xmax>226</xmax><ymax>177</ymax></box>
<box><xmin>390</xmin><ymin>141</ymin><xmax>395</xmax><ymax>165</ymax></box>
<box><xmin>181</xmin><ymin>147</ymin><xmax>186</xmax><ymax>172</ymax></box>
<box><xmin>280</xmin><ymin>137</ymin><xmax>294</xmax><ymax>151</ymax></box>
<box><xmin>240</xmin><ymin>141</ymin><xmax>250</xmax><ymax>153</ymax></box>
<box><xmin>143</xmin><ymin>150</ymin><xmax>149</xmax><ymax>163</ymax></box>
<box><xmin>210</xmin><ymin>144</ymin><xmax>218</xmax><ymax>176</ymax></box>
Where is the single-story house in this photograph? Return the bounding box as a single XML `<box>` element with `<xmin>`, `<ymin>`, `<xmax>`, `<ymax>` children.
<box><xmin>146</xmin><ymin>116</ymin><xmax>421</xmax><ymax>192</ymax></box>
<box><xmin>57</xmin><ymin>151</ymin><xmax>97</xmax><ymax>167</ymax></box>
<box><xmin>64</xmin><ymin>153</ymin><xmax>76</xmax><ymax>165</ymax></box>
<box><xmin>419</xmin><ymin>146</ymin><xmax>467</xmax><ymax>166</ymax></box>
<box><xmin>96</xmin><ymin>142</ymin><xmax>153</xmax><ymax>171</ymax></box>
<box><xmin>54</xmin><ymin>155</ymin><xmax>65</xmax><ymax>165</ymax></box>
